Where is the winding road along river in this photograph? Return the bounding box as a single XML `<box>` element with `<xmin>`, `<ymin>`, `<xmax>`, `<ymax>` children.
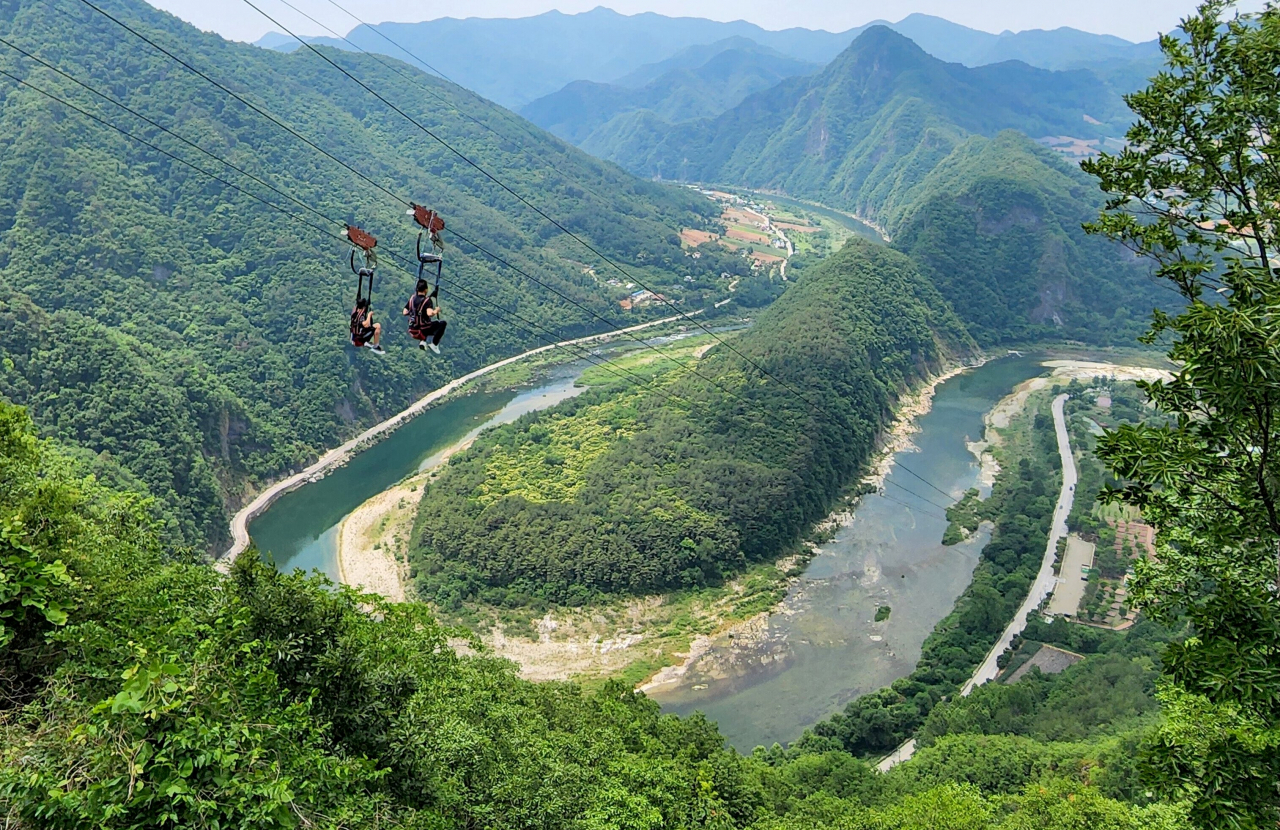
<box><xmin>877</xmin><ymin>392</ymin><xmax>1077</xmax><ymax>770</ymax></box>
<box><xmin>646</xmin><ymin>356</ymin><xmax>1051</xmax><ymax>751</ymax></box>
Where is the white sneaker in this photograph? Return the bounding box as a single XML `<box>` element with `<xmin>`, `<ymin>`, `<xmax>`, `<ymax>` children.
<box><xmin>428</xmin><ymin>343</ymin><xmax>441</xmax><ymax>355</ymax></box>
<box><xmin>418</xmin><ymin>341</ymin><xmax>427</xmax><ymax>351</ymax></box>
<box><xmin>369</xmin><ymin>345</ymin><xmax>386</xmax><ymax>355</ymax></box>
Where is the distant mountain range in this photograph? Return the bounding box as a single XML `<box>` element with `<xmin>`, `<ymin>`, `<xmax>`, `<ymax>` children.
<box><xmin>580</xmin><ymin>26</ymin><xmax>1164</xmax><ymax>346</ymax></box>
<box><xmin>521</xmin><ymin>39</ymin><xmax>820</xmax><ymax>145</ymax></box>
<box><xmin>255</xmin><ymin>7</ymin><xmax>1161</xmax><ymax>110</ymax></box>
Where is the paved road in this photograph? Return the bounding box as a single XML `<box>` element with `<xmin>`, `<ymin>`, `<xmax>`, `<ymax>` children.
<box><xmin>878</xmin><ymin>393</ymin><xmax>1076</xmax><ymax>770</ymax></box>
<box><xmin>962</xmin><ymin>393</ymin><xmax>1076</xmax><ymax>693</ymax></box>
<box><xmin>217</xmin><ymin>311</ymin><xmax>703</xmax><ymax>571</ymax></box>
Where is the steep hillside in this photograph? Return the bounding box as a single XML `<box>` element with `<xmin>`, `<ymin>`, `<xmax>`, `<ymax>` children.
<box><xmin>0</xmin><ymin>0</ymin><xmax>717</xmax><ymax>549</ymax></box>
<box><xmin>522</xmin><ymin>42</ymin><xmax>818</xmax><ymax>145</ymax></box>
<box><xmin>889</xmin><ymin>133</ymin><xmax>1159</xmax><ymax>345</ymax></box>
<box><xmin>410</xmin><ymin>239</ymin><xmax>974</xmax><ymax>604</ymax></box>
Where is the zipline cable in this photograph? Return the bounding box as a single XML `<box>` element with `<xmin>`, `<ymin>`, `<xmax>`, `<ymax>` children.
<box><xmin>883</xmin><ymin>479</ymin><xmax>954</xmax><ymax>514</ymax></box>
<box><xmin>51</xmin><ymin>0</ymin><xmax>971</xmax><ymax>505</ymax></box>
<box><xmin>283</xmin><ymin>0</ymin><xmax>974</xmax><ymax>503</ymax></box>
<box><xmin>878</xmin><ymin>493</ymin><xmax>950</xmax><ymax>522</ymax></box>
<box><xmin>241</xmin><ymin>0</ymin><xmax>840</xmax><ymax>421</ymax></box>
<box><xmin>68</xmin><ymin>0</ymin><xmax>793</xmax><ymax>426</ymax></box>
<box><xmin>262</xmin><ymin>0</ymin><xmax>633</xmax><ymax>219</ymax></box>
<box><xmin>0</xmin><ymin>60</ymin><xmax>706</xmax><ymax>415</ymax></box>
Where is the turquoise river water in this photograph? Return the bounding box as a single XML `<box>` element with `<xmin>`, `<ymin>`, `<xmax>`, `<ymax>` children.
<box><xmin>646</xmin><ymin>355</ymin><xmax>1049</xmax><ymax>750</ymax></box>
<box><xmin>250</xmin><ymin>353</ymin><xmax>1050</xmax><ymax>751</ymax></box>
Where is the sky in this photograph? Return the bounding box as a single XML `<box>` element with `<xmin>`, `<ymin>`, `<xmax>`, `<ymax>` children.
<box><xmin>148</xmin><ymin>0</ymin><xmax>1268</xmax><ymax>45</ymax></box>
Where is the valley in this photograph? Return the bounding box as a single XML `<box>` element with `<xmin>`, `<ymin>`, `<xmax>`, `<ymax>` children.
<box><xmin>3</xmin><ymin>1</ymin><xmax>1276</xmax><ymax>827</ymax></box>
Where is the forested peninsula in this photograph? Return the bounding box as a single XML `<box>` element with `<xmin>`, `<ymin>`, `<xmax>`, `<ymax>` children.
<box><xmin>410</xmin><ymin>240</ymin><xmax>974</xmax><ymax>605</ymax></box>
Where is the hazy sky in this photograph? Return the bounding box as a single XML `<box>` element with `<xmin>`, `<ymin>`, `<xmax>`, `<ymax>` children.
<box><xmin>147</xmin><ymin>0</ymin><xmax>1268</xmax><ymax>44</ymax></box>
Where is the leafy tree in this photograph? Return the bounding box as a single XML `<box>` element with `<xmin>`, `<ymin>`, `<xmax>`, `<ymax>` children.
<box><xmin>1082</xmin><ymin>2</ymin><xmax>1280</xmax><ymax>825</ymax></box>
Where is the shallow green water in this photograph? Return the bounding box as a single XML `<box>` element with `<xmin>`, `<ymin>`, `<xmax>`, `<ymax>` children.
<box><xmin>251</xmin><ymin>364</ymin><xmax>590</xmax><ymax>577</ymax></box>
<box><xmin>647</xmin><ymin>355</ymin><xmax>1050</xmax><ymax>751</ymax></box>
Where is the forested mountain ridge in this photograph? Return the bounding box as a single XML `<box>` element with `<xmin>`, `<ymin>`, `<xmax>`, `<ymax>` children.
<box><xmin>587</xmin><ymin>26</ymin><xmax>1131</xmax><ymax>181</ymax></box>
<box><xmin>585</xmin><ymin>27</ymin><xmax>1163</xmax><ymax>346</ymax></box>
<box><xmin>257</xmin><ymin>9</ymin><xmax>1158</xmax><ymax>112</ymax></box>
<box><xmin>521</xmin><ymin>42</ymin><xmax>819</xmax><ymax>146</ymax></box>
<box><xmin>0</xmin><ymin>0</ymin><xmax>718</xmax><ymax>550</ymax></box>
<box><xmin>410</xmin><ymin>239</ymin><xmax>975</xmax><ymax>604</ymax></box>
<box><xmin>889</xmin><ymin>133</ymin><xmax>1160</xmax><ymax>345</ymax></box>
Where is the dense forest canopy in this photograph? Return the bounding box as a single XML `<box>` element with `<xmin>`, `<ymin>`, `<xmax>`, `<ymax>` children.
<box><xmin>410</xmin><ymin>240</ymin><xmax>973</xmax><ymax>604</ymax></box>
<box><xmin>0</xmin><ymin>0</ymin><xmax>720</xmax><ymax>550</ymax></box>
<box><xmin>4</xmin><ymin>0</ymin><xmax>1280</xmax><ymax>826</ymax></box>
<box><xmin>0</xmin><ymin>398</ymin><xmax>1188</xmax><ymax>828</ymax></box>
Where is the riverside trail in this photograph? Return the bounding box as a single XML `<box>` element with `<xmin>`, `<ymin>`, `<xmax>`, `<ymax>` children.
<box><xmin>217</xmin><ymin>312</ymin><xmax>702</xmax><ymax>571</ymax></box>
<box><xmin>878</xmin><ymin>392</ymin><xmax>1077</xmax><ymax>771</ymax></box>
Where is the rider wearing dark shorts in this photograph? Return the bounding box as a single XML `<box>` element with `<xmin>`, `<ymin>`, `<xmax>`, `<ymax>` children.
<box><xmin>350</xmin><ymin>298</ymin><xmax>384</xmax><ymax>353</ymax></box>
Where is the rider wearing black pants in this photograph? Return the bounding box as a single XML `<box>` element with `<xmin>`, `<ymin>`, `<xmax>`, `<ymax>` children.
<box><xmin>403</xmin><ymin>278</ymin><xmax>446</xmax><ymax>353</ymax></box>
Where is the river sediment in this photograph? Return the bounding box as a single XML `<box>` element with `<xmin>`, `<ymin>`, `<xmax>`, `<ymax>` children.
<box><xmin>221</xmin><ymin>312</ymin><xmax>702</xmax><ymax>573</ymax></box>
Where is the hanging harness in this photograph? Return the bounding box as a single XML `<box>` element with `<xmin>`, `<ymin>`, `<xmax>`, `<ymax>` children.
<box><xmin>407</xmin><ymin>205</ymin><xmax>445</xmax><ymax>341</ymax></box>
<box><xmin>344</xmin><ymin>224</ymin><xmax>378</xmax><ymax>346</ymax></box>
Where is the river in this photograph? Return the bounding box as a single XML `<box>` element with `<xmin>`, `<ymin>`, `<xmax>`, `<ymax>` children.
<box><xmin>644</xmin><ymin>355</ymin><xmax>1050</xmax><ymax>751</ymax></box>
<box><xmin>251</xmin><ymin>361</ymin><xmax>591</xmax><ymax>577</ymax></box>
<box><xmin>252</xmin><ymin>351</ymin><xmax>1052</xmax><ymax>752</ymax></box>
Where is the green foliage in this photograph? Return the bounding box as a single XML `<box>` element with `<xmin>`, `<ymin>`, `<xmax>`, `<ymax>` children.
<box><xmin>0</xmin><ymin>0</ymin><xmax>720</xmax><ymax>550</ymax></box>
<box><xmin>943</xmin><ymin>487</ymin><xmax>984</xmax><ymax>545</ymax></box>
<box><xmin>0</xmin><ymin>396</ymin><xmax>1187</xmax><ymax>827</ymax></box>
<box><xmin>410</xmin><ymin>239</ymin><xmax>973</xmax><ymax>604</ymax></box>
<box><xmin>584</xmin><ymin>27</ymin><xmax>1166</xmax><ymax>346</ymax></box>
<box><xmin>890</xmin><ymin>134</ymin><xmax>1163</xmax><ymax>346</ymax></box>
<box><xmin>0</xmin><ymin>519</ymin><xmax>73</xmax><ymax>648</ymax></box>
<box><xmin>808</xmin><ymin>417</ymin><xmax>1060</xmax><ymax>757</ymax></box>
<box><xmin>1081</xmin><ymin>3</ymin><xmax>1280</xmax><ymax>825</ymax></box>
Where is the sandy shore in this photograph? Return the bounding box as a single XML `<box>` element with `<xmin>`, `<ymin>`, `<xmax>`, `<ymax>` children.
<box><xmin>970</xmin><ymin>359</ymin><xmax>1173</xmax><ymax>486</ymax></box>
<box><xmin>218</xmin><ymin>311</ymin><xmax>703</xmax><ymax>573</ymax></box>
<box><xmin>334</xmin><ymin>429</ymin><xmax>489</xmax><ymax>602</ymax></box>
<box><xmin>337</xmin><ymin>483</ymin><xmax>412</xmax><ymax>603</ymax></box>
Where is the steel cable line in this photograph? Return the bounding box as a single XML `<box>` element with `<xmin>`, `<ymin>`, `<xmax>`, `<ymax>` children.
<box><xmin>249</xmin><ymin>0</ymin><xmax>980</xmax><ymax>509</ymax></box>
<box><xmin>0</xmin><ymin>62</ymin><xmax>705</xmax><ymax>414</ymax></box>
<box><xmin>70</xmin><ymin>0</ymin><xmax>409</xmax><ymax>210</ymax></box>
<box><xmin>62</xmin><ymin>0</ymin><xmax>968</xmax><ymax>504</ymax></box>
<box><xmin>240</xmin><ymin>0</ymin><xmax>842</xmax><ymax>419</ymax></box>
<box><xmin>238</xmin><ymin>0</ymin><xmax>798</xmax><ymax>421</ymax></box>
<box><xmin>883</xmin><ymin>479</ymin><xmax>954</xmax><ymax>514</ymax></box>
<box><xmin>262</xmin><ymin>0</ymin><xmax>636</xmax><ymax>222</ymax></box>
<box><xmin>877</xmin><ymin>493</ymin><xmax>949</xmax><ymax>522</ymax></box>
<box><xmin>68</xmin><ymin>0</ymin><xmax>792</xmax><ymax>426</ymax></box>
<box><xmin>892</xmin><ymin>459</ymin><xmax>958</xmax><ymax>501</ymax></box>
<box><xmin>273</xmin><ymin>0</ymin><xmax>972</xmax><ymax>508</ymax></box>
